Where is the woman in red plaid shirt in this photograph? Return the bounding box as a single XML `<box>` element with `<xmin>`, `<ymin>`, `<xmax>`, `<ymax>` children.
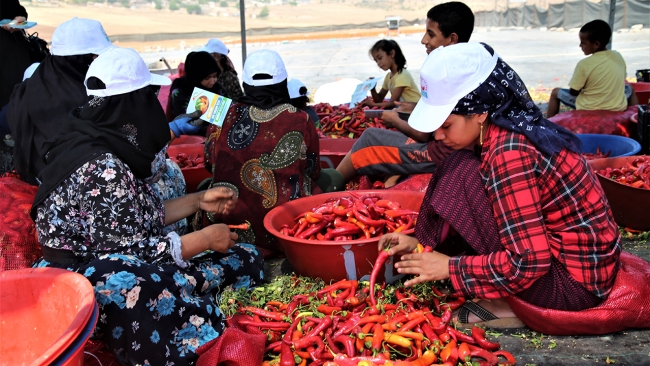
<box><xmin>379</xmin><ymin>42</ymin><xmax>621</xmax><ymax>328</ymax></box>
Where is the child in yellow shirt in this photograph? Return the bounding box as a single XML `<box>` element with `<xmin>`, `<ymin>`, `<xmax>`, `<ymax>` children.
<box><xmin>547</xmin><ymin>20</ymin><xmax>631</xmax><ymax>118</ymax></box>
<box><xmin>363</xmin><ymin>39</ymin><xmax>421</xmax><ymax>109</ymax></box>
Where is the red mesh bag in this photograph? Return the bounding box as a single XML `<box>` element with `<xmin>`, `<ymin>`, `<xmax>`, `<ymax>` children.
<box><xmin>0</xmin><ymin>177</ymin><xmax>40</xmax><ymax>271</ymax></box>
<box><xmin>548</xmin><ymin>105</ymin><xmax>637</xmax><ymax>137</ymax></box>
<box><xmin>507</xmin><ymin>252</ymin><xmax>650</xmax><ymax>336</ymax></box>
<box><xmin>196</xmin><ymin>315</ymin><xmax>267</xmax><ymax>366</ymax></box>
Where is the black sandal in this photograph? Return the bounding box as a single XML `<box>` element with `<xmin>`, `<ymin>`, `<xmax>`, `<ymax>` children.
<box><xmin>456</xmin><ymin>300</ymin><xmax>526</xmax><ymax>329</ymax></box>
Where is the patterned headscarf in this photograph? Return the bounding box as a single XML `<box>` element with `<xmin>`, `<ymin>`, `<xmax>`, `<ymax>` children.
<box><xmin>452</xmin><ymin>43</ymin><xmax>581</xmax><ymax>156</ymax></box>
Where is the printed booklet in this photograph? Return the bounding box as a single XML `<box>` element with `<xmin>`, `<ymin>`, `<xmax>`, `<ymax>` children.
<box><xmin>186</xmin><ymin>87</ymin><xmax>233</xmax><ymax>127</ymax></box>
<box><xmin>0</xmin><ymin>19</ymin><xmax>37</xmax><ymax>29</ymax></box>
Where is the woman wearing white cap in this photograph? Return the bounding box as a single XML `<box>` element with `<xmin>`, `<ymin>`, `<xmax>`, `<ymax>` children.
<box><xmin>288</xmin><ymin>78</ymin><xmax>320</xmax><ymax>126</ymax></box>
<box><xmin>202</xmin><ymin>38</ymin><xmax>244</xmax><ymax>102</ymax></box>
<box><xmin>7</xmin><ymin>17</ymin><xmax>115</xmax><ymax>184</ymax></box>
<box><xmin>197</xmin><ymin>49</ymin><xmax>321</xmax><ymax>253</ymax></box>
<box><xmin>31</xmin><ymin>47</ymin><xmax>264</xmax><ymax>365</ymax></box>
<box><xmin>379</xmin><ymin>43</ymin><xmax>621</xmax><ymax>328</ymax></box>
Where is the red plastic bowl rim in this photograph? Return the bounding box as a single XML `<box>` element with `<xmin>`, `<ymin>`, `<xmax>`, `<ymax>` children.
<box><xmin>0</xmin><ymin>267</ymin><xmax>96</xmax><ymax>365</ymax></box>
<box><xmin>590</xmin><ymin>155</ymin><xmax>650</xmax><ymax>191</ymax></box>
<box><xmin>263</xmin><ymin>190</ymin><xmax>421</xmax><ymax>246</ymax></box>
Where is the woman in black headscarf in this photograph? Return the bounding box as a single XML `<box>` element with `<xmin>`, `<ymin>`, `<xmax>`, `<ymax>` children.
<box><xmin>167</xmin><ymin>51</ymin><xmax>227</xmax><ymax>121</ymax></box>
<box><xmin>378</xmin><ymin>43</ymin><xmax>620</xmax><ymax>328</ymax></box>
<box><xmin>32</xmin><ymin>47</ymin><xmax>263</xmax><ymax>366</ymax></box>
<box><xmin>7</xmin><ymin>17</ymin><xmax>115</xmax><ymax>184</ymax></box>
<box><xmin>0</xmin><ymin>0</ymin><xmax>31</xmax><ymax>107</ymax></box>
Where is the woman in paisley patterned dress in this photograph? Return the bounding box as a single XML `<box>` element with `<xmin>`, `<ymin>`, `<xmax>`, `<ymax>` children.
<box><xmin>31</xmin><ymin>48</ymin><xmax>264</xmax><ymax>365</ymax></box>
<box><xmin>200</xmin><ymin>49</ymin><xmax>320</xmax><ymax>253</ymax></box>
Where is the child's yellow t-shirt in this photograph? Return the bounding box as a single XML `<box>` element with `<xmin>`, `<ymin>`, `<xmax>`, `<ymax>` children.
<box><xmin>568</xmin><ymin>50</ymin><xmax>627</xmax><ymax>111</ymax></box>
<box><xmin>382</xmin><ymin>69</ymin><xmax>421</xmax><ymax>103</ymax></box>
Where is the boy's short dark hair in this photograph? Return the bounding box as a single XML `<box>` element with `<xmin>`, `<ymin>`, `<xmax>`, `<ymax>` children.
<box><xmin>426</xmin><ymin>2</ymin><xmax>475</xmax><ymax>43</ymax></box>
<box><xmin>580</xmin><ymin>19</ymin><xmax>612</xmax><ymax>46</ymax></box>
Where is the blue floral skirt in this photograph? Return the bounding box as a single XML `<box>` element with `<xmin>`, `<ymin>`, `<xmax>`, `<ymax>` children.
<box><xmin>34</xmin><ymin>243</ymin><xmax>264</xmax><ymax>366</ymax></box>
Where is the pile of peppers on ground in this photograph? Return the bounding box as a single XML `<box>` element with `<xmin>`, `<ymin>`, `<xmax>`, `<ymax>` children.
<box><xmin>314</xmin><ymin>103</ymin><xmax>395</xmax><ymax>139</ymax></box>
<box><xmin>279</xmin><ymin>193</ymin><xmax>418</xmax><ymax>241</ymax></box>
<box><xmin>218</xmin><ymin>268</ymin><xmax>517</xmax><ymax>365</ymax></box>
<box><xmin>596</xmin><ymin>156</ymin><xmax>650</xmax><ymax>190</ymax></box>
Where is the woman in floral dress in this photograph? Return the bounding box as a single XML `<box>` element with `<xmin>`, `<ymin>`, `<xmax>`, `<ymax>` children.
<box><xmin>198</xmin><ymin>50</ymin><xmax>320</xmax><ymax>253</ymax></box>
<box><xmin>30</xmin><ymin>48</ymin><xmax>264</xmax><ymax>365</ymax></box>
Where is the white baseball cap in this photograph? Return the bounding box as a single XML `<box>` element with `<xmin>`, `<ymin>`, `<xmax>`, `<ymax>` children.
<box><xmin>22</xmin><ymin>63</ymin><xmax>40</xmax><ymax>81</ymax></box>
<box><xmin>202</xmin><ymin>38</ymin><xmax>229</xmax><ymax>56</ymax></box>
<box><xmin>51</xmin><ymin>17</ymin><xmax>115</xmax><ymax>56</ymax></box>
<box><xmin>288</xmin><ymin>78</ymin><xmax>308</xmax><ymax>99</ymax></box>
<box><xmin>409</xmin><ymin>43</ymin><xmax>499</xmax><ymax>133</ymax></box>
<box><xmin>242</xmin><ymin>49</ymin><xmax>288</xmax><ymax>87</ymax></box>
<box><xmin>85</xmin><ymin>48</ymin><xmax>172</xmax><ymax>97</ymax></box>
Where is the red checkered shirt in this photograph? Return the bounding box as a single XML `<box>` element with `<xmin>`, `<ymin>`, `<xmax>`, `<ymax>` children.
<box><xmin>448</xmin><ymin>124</ymin><xmax>621</xmax><ymax>299</ymax></box>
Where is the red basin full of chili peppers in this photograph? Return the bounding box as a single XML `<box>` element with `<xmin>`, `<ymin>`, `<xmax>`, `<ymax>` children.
<box><xmin>167</xmin><ymin>144</ymin><xmax>211</xmax><ymax>194</ymax></box>
<box><xmin>264</xmin><ymin>190</ymin><xmax>424</xmax><ymax>283</ymax></box>
<box><xmin>588</xmin><ymin>155</ymin><xmax>650</xmax><ymax>231</ymax></box>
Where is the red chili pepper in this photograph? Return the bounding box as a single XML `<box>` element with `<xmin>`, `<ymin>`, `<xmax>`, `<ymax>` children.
<box><xmin>467</xmin><ymin>344</ymin><xmax>499</xmax><ymax>365</ymax></box>
<box><xmin>398</xmin><ymin>316</ymin><xmax>426</xmax><ymax>332</ymax></box>
<box><xmin>371</xmin><ymin>323</ymin><xmax>384</xmax><ymax>353</ymax></box>
<box><xmin>228</xmin><ymin>222</ymin><xmax>250</xmax><ymax>230</ymax></box>
<box><xmin>317</xmin><ymin>304</ymin><xmax>342</xmax><ymax>315</ymax></box>
<box><xmin>298</xmin><ymin>221</ymin><xmax>328</xmax><ymax>239</ymax></box>
<box><xmin>333</xmin><ymin>335</ymin><xmax>355</xmax><ymax>358</ymax></box>
<box><xmin>471</xmin><ymin>326</ymin><xmax>500</xmax><ymax>351</ymax></box>
<box><xmin>318</xmin><ymin>280</ymin><xmax>354</xmax><ymax>298</ymax></box>
<box><xmin>369</xmin><ymin>250</ymin><xmax>390</xmax><ymax>306</ymax></box>
<box><xmin>305</xmin><ymin>316</ymin><xmax>333</xmax><ymax>338</ymax></box>
<box><xmin>239</xmin><ymin>307</ymin><xmax>286</xmax><ymax>321</ymax></box>
<box><xmin>458</xmin><ymin>342</ymin><xmax>471</xmax><ymax>363</ymax></box>
<box><xmin>446</xmin><ymin>326</ymin><xmax>476</xmax><ymax>344</ymax></box>
<box><xmin>493</xmin><ymin>349</ymin><xmax>517</xmax><ymax>366</ymax></box>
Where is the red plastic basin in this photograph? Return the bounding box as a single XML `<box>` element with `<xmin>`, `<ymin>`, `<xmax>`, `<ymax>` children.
<box><xmin>264</xmin><ymin>190</ymin><xmax>424</xmax><ymax>283</ymax></box>
<box><xmin>168</xmin><ymin>144</ymin><xmax>211</xmax><ymax>193</ymax></box>
<box><xmin>319</xmin><ymin>138</ymin><xmax>357</xmax><ymax>169</ymax></box>
<box><xmin>0</xmin><ymin>268</ymin><xmax>96</xmax><ymax>366</ymax></box>
<box><xmin>171</xmin><ymin>135</ymin><xmax>206</xmax><ymax>146</ymax></box>
<box><xmin>631</xmin><ymin>82</ymin><xmax>650</xmax><ymax>105</ymax></box>
<box><xmin>588</xmin><ymin>156</ymin><xmax>650</xmax><ymax>231</ymax></box>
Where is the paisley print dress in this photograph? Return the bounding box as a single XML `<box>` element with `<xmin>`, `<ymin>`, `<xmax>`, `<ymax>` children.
<box><xmin>33</xmin><ymin>153</ymin><xmax>264</xmax><ymax>366</ymax></box>
<box><xmin>202</xmin><ymin>103</ymin><xmax>320</xmax><ymax>251</ymax></box>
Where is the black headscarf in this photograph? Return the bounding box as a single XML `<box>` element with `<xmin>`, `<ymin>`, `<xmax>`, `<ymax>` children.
<box><xmin>32</xmin><ymin>85</ymin><xmax>171</xmax><ymax>214</ymax></box>
<box><xmin>7</xmin><ymin>54</ymin><xmax>95</xmax><ymax>184</ymax></box>
<box><xmin>453</xmin><ymin>43</ymin><xmax>582</xmax><ymax>156</ymax></box>
<box><xmin>239</xmin><ymin>79</ymin><xmax>291</xmax><ymax>109</ymax></box>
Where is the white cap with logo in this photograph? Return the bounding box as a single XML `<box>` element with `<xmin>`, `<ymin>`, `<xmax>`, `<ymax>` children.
<box><xmin>287</xmin><ymin>78</ymin><xmax>308</xmax><ymax>99</ymax></box>
<box><xmin>51</xmin><ymin>17</ymin><xmax>115</xmax><ymax>56</ymax></box>
<box><xmin>408</xmin><ymin>43</ymin><xmax>499</xmax><ymax>133</ymax></box>
<box><xmin>242</xmin><ymin>49</ymin><xmax>288</xmax><ymax>87</ymax></box>
<box><xmin>85</xmin><ymin>48</ymin><xmax>172</xmax><ymax>97</ymax></box>
<box><xmin>201</xmin><ymin>38</ymin><xmax>229</xmax><ymax>56</ymax></box>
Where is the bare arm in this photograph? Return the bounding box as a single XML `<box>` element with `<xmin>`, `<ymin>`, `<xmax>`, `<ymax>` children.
<box><xmin>381</xmin><ymin>110</ymin><xmax>431</xmax><ymax>142</ymax></box>
<box><xmin>163</xmin><ymin>186</ymin><xmax>237</xmax><ymax>225</ymax></box>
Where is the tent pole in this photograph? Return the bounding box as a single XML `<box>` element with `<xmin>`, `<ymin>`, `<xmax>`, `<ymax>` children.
<box><xmin>607</xmin><ymin>0</ymin><xmax>616</xmax><ymax>49</ymax></box>
<box><xmin>240</xmin><ymin>0</ymin><xmax>247</xmax><ymax>67</ymax></box>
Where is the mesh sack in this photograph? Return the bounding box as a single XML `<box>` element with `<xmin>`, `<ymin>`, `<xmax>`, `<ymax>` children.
<box><xmin>506</xmin><ymin>252</ymin><xmax>650</xmax><ymax>336</ymax></box>
<box><xmin>196</xmin><ymin>315</ymin><xmax>267</xmax><ymax>366</ymax></box>
<box><xmin>548</xmin><ymin>105</ymin><xmax>637</xmax><ymax>137</ymax></box>
<box><xmin>0</xmin><ymin>177</ymin><xmax>40</xmax><ymax>271</ymax></box>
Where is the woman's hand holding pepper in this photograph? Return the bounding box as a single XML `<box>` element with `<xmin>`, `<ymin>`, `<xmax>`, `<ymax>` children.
<box><xmin>199</xmin><ymin>187</ymin><xmax>237</xmax><ymax>215</ymax></box>
<box><xmin>394</xmin><ymin>251</ymin><xmax>451</xmax><ymax>287</ymax></box>
<box><xmin>378</xmin><ymin>233</ymin><xmax>418</xmax><ymax>257</ymax></box>
<box><xmin>201</xmin><ymin>223</ymin><xmax>238</xmax><ymax>253</ymax></box>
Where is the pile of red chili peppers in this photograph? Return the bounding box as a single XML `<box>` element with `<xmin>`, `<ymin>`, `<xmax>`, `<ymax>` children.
<box><xmin>314</xmin><ymin>103</ymin><xmax>394</xmax><ymax>139</ymax></box>
<box><xmin>280</xmin><ymin>193</ymin><xmax>418</xmax><ymax>241</ymax></box>
<box><xmin>582</xmin><ymin>146</ymin><xmax>611</xmax><ymax>161</ymax></box>
<box><xmin>236</xmin><ymin>275</ymin><xmax>516</xmax><ymax>366</ymax></box>
<box><xmin>596</xmin><ymin>156</ymin><xmax>650</xmax><ymax>190</ymax></box>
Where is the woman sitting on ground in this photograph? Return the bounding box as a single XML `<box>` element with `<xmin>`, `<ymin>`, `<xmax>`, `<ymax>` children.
<box><xmin>202</xmin><ymin>38</ymin><xmax>244</xmax><ymax>102</ymax></box>
<box><xmin>8</xmin><ymin>17</ymin><xmax>115</xmax><ymax>185</ymax></box>
<box><xmin>197</xmin><ymin>50</ymin><xmax>321</xmax><ymax>254</ymax></box>
<box><xmin>32</xmin><ymin>48</ymin><xmax>264</xmax><ymax>365</ymax></box>
<box><xmin>380</xmin><ymin>43</ymin><xmax>620</xmax><ymax>328</ymax></box>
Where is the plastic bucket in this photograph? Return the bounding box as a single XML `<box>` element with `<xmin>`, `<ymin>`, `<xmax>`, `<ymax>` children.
<box><xmin>577</xmin><ymin>134</ymin><xmax>641</xmax><ymax>157</ymax></box>
<box><xmin>0</xmin><ymin>268</ymin><xmax>96</xmax><ymax>366</ymax></box>
<box><xmin>51</xmin><ymin>303</ymin><xmax>99</xmax><ymax>366</ymax></box>
<box><xmin>168</xmin><ymin>144</ymin><xmax>211</xmax><ymax>193</ymax></box>
<box><xmin>264</xmin><ymin>190</ymin><xmax>424</xmax><ymax>283</ymax></box>
<box><xmin>319</xmin><ymin>138</ymin><xmax>357</xmax><ymax>169</ymax></box>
